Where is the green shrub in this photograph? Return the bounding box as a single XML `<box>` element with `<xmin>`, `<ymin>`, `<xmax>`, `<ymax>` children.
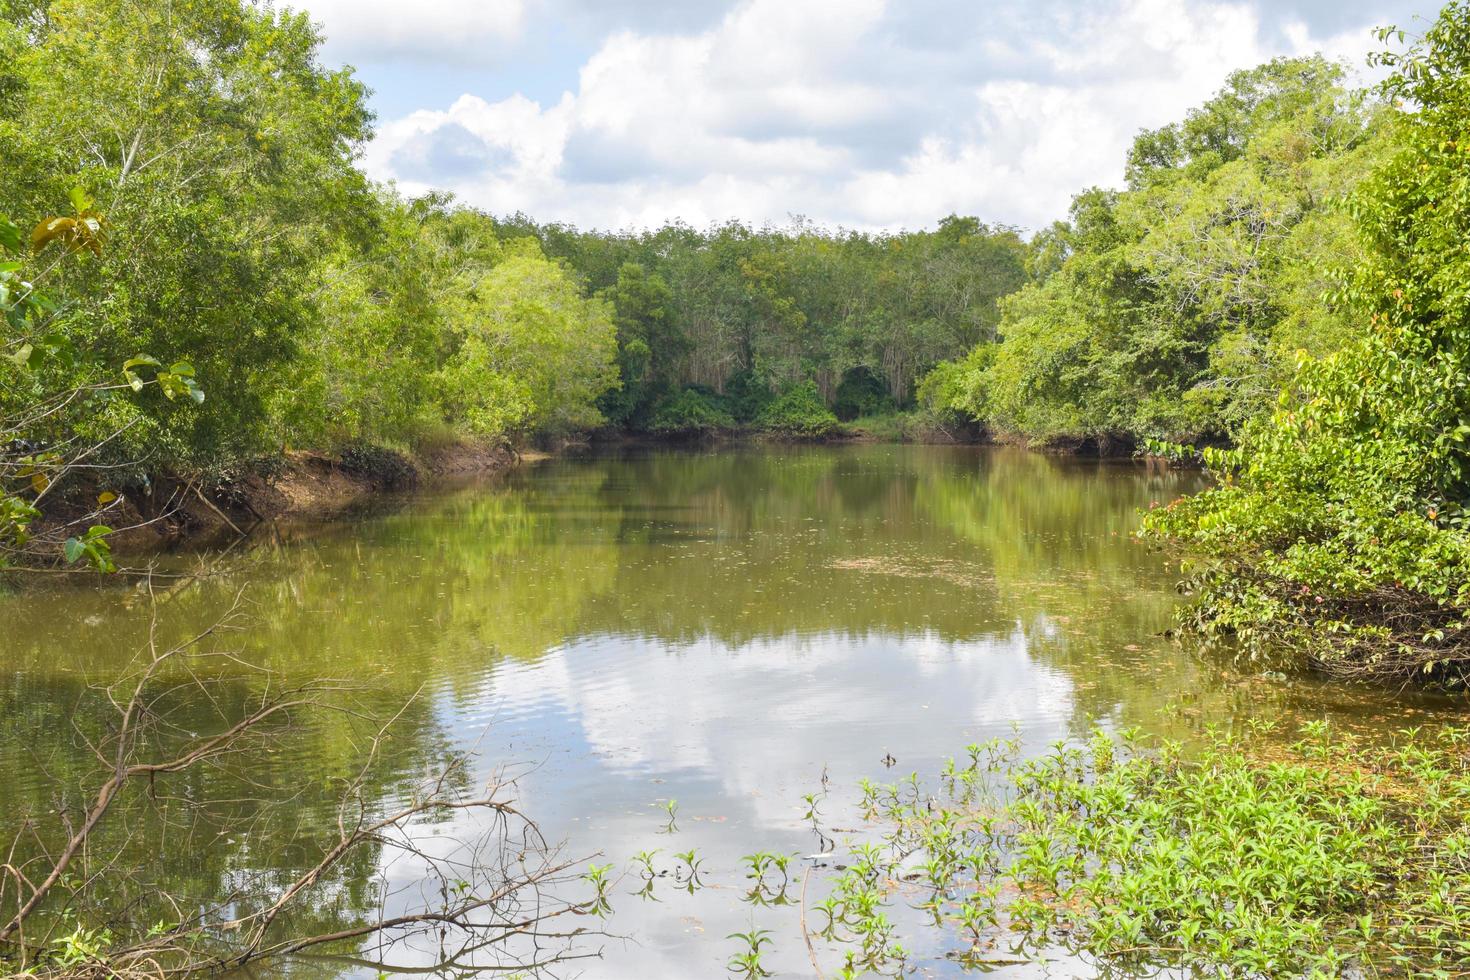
<box><xmin>648</xmin><ymin>388</ymin><xmax>735</xmax><ymax>436</ymax></box>
<box><xmin>755</xmin><ymin>381</ymin><xmax>839</xmax><ymax>439</ymax></box>
<box><xmin>1143</xmin><ymin>4</ymin><xmax>1470</xmax><ymax>686</ymax></box>
<box><xmin>723</xmin><ymin>369</ymin><xmax>775</xmax><ymax>424</ymax></box>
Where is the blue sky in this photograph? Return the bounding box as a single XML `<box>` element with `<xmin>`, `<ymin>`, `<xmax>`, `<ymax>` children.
<box><xmin>295</xmin><ymin>0</ymin><xmax>1438</xmax><ymax>232</ymax></box>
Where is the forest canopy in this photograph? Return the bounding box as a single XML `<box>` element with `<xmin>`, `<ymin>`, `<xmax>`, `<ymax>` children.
<box><xmin>2</xmin><ymin>0</ymin><xmax>1397</xmax><ymax>482</ymax></box>
<box><xmin>921</xmin><ymin>55</ymin><xmax>1390</xmax><ymax>447</ymax></box>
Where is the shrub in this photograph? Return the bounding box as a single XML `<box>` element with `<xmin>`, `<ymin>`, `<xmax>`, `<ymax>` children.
<box><xmin>648</xmin><ymin>388</ymin><xmax>735</xmax><ymax>436</ymax></box>
<box><xmin>755</xmin><ymin>382</ymin><xmax>839</xmax><ymax>439</ymax></box>
<box><xmin>832</xmin><ymin>367</ymin><xmax>894</xmax><ymax>421</ymax></box>
<box><xmin>723</xmin><ymin>369</ymin><xmax>775</xmax><ymax>424</ymax></box>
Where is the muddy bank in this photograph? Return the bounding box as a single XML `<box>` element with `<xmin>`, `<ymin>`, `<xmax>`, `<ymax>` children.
<box><xmin>44</xmin><ymin>441</ymin><xmax>522</xmax><ymax>555</ymax></box>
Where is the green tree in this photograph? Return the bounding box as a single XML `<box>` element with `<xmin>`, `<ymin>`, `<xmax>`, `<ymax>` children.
<box><xmin>928</xmin><ymin>57</ymin><xmax>1385</xmax><ymax>446</ymax></box>
<box><xmin>0</xmin><ymin>0</ymin><xmax>375</xmax><ymax>467</ymax></box>
<box><xmin>597</xmin><ymin>261</ymin><xmax>680</xmax><ymax>427</ymax></box>
<box><xmin>2</xmin><ymin>201</ymin><xmax>202</xmax><ymax>571</ymax></box>
<box><xmin>1145</xmin><ymin>5</ymin><xmax>1470</xmax><ymax>685</ymax></box>
<box><xmin>437</xmin><ymin>244</ymin><xmax>618</xmax><ymax>442</ymax></box>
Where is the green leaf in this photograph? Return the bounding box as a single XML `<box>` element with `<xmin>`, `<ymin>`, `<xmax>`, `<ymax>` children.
<box><xmin>0</xmin><ymin>216</ymin><xmax>19</xmax><ymax>252</ymax></box>
<box><xmin>67</xmin><ymin>186</ymin><xmax>95</xmax><ymax>215</ymax></box>
<box><xmin>122</xmin><ymin>354</ymin><xmax>162</xmax><ymax>372</ymax></box>
<box><xmin>63</xmin><ymin>537</ymin><xmax>85</xmax><ymax>563</ymax></box>
<box><xmin>122</xmin><ymin>354</ymin><xmax>161</xmax><ymax>392</ymax></box>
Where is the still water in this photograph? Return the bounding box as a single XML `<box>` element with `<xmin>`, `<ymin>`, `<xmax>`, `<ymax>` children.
<box><xmin>2</xmin><ymin>445</ymin><xmax>1460</xmax><ymax>977</ymax></box>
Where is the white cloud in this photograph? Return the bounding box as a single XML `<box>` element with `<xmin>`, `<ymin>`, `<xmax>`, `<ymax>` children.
<box><xmin>351</xmin><ymin>0</ymin><xmax>1403</xmax><ymax>231</ymax></box>
<box><xmin>366</xmin><ymin>93</ymin><xmax>573</xmax><ymax>192</ymax></box>
<box><xmin>480</xmin><ymin>627</ymin><xmax>1075</xmax><ymax>827</ymax></box>
<box><xmin>295</xmin><ymin>0</ymin><xmax>529</xmax><ymax>64</ymax></box>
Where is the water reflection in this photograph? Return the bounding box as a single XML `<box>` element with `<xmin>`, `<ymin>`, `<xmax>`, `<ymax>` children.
<box><xmin>2</xmin><ymin>445</ymin><xmax>1461</xmax><ymax>977</ymax></box>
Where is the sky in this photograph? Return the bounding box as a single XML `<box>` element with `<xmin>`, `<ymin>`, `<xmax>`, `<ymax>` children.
<box><xmin>293</xmin><ymin>0</ymin><xmax>1439</xmax><ymax>234</ymax></box>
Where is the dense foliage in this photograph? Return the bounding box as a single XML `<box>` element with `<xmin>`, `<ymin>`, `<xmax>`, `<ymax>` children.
<box><xmin>1145</xmin><ymin>4</ymin><xmax>1470</xmax><ymax>685</ymax></box>
<box><xmin>495</xmin><ymin>215</ymin><xmax>1030</xmax><ymax>433</ymax></box>
<box><xmin>0</xmin><ymin>0</ymin><xmax>622</xmax><ymax>567</ymax></box>
<box><xmin>0</xmin><ymin>0</ymin><xmax>376</xmax><ymax>467</ymax></box>
<box><xmin>0</xmin><ymin>0</ymin><xmax>1036</xmax><ymax>574</ymax></box>
<box><xmin>754</xmin><ymin>381</ymin><xmax>840</xmax><ymax>439</ymax></box>
<box><xmin>0</xmin><ymin>202</ymin><xmax>196</xmax><ymax>571</ymax></box>
<box><xmin>924</xmin><ymin>56</ymin><xmax>1388</xmax><ymax>447</ymax></box>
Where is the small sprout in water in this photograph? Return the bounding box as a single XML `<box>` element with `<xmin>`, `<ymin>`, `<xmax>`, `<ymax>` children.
<box><xmin>801</xmin><ymin>789</ymin><xmax>824</xmax><ymax>826</ymax></box>
<box><xmin>630</xmin><ymin>848</ymin><xmax>660</xmax><ymax>878</ymax></box>
<box><xmin>674</xmin><ymin>848</ymin><xmax>705</xmax><ymax>891</ymax></box>
<box><xmin>741</xmin><ymin>850</ymin><xmax>776</xmax><ymax>881</ymax></box>
<box><xmin>813</xmin><ymin>894</ymin><xmax>843</xmax><ymax>939</ymax></box>
<box><xmin>857</xmin><ymin>777</ymin><xmax>880</xmax><ymax>819</ymax></box>
<box><xmin>581</xmin><ymin>862</ymin><xmax>615</xmax><ymax>918</ymax></box>
<box><xmin>726</xmin><ymin>928</ymin><xmax>774</xmax><ymax>978</ymax></box>
<box><xmin>660</xmin><ymin>798</ymin><xmax>680</xmax><ymax>833</ymax></box>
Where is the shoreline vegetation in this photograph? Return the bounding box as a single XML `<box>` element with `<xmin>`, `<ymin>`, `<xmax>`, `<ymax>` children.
<box><xmin>4</xmin><ymin>0</ymin><xmax>1470</xmax><ymax>976</ymax></box>
<box><xmin>680</xmin><ymin>721</ymin><xmax>1470</xmax><ymax>978</ymax></box>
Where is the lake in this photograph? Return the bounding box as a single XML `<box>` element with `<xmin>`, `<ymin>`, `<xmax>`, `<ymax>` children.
<box><xmin>2</xmin><ymin>445</ymin><xmax>1460</xmax><ymax>977</ymax></box>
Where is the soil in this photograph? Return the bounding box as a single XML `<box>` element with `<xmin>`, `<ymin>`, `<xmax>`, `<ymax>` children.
<box><xmin>36</xmin><ymin>442</ymin><xmax>520</xmax><ymax>556</ymax></box>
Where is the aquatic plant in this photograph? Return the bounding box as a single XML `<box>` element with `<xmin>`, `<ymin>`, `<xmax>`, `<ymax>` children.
<box><xmin>725</xmin><ymin>927</ymin><xmax>774</xmax><ymax>978</ymax></box>
<box><xmin>629</xmin><ymin>849</ymin><xmax>660</xmax><ymax>879</ymax></box>
<box><xmin>673</xmin><ymin>848</ymin><xmax>705</xmax><ymax>893</ymax></box>
<box><xmin>581</xmin><ymin>863</ymin><xmax>615</xmax><ymax>918</ymax></box>
<box><xmin>695</xmin><ymin>722</ymin><xmax>1470</xmax><ymax>976</ymax></box>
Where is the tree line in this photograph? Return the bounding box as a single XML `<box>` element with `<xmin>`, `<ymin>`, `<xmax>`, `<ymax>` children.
<box><xmin>493</xmin><ymin>214</ymin><xmax>1029</xmax><ymax>435</ymax></box>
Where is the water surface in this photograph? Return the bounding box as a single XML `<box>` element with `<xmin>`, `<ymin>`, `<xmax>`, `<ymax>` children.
<box><xmin>2</xmin><ymin>445</ymin><xmax>1460</xmax><ymax>977</ymax></box>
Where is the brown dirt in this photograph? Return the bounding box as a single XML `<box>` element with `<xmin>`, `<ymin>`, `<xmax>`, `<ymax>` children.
<box><xmin>38</xmin><ymin>441</ymin><xmax>521</xmax><ymax>556</ymax></box>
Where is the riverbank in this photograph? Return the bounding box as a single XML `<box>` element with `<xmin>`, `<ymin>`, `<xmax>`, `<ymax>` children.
<box><xmin>32</xmin><ymin>440</ymin><xmax>529</xmax><ymax>557</ymax></box>
<box><xmin>43</xmin><ymin>427</ymin><xmax>1187</xmax><ymax>561</ymax></box>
